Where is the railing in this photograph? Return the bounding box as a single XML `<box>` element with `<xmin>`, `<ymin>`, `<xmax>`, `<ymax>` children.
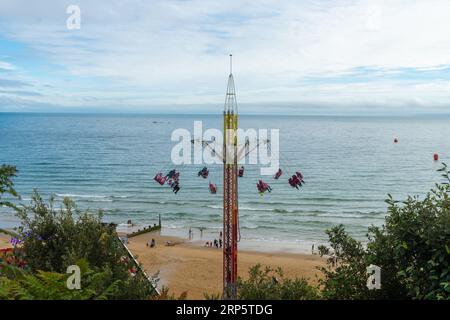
<box><xmin>116</xmin><ymin>235</ymin><xmax>160</xmax><ymax>296</ymax></box>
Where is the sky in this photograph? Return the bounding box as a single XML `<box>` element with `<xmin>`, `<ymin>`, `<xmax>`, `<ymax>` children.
<box><xmin>1</xmin><ymin>0</ymin><xmax>450</xmax><ymax>114</ymax></box>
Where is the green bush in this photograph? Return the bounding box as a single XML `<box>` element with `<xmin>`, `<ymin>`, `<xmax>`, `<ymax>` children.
<box><xmin>0</xmin><ymin>164</ymin><xmax>157</xmax><ymax>300</ymax></box>
<box><xmin>318</xmin><ymin>164</ymin><xmax>450</xmax><ymax>300</ymax></box>
<box><xmin>10</xmin><ymin>191</ymin><xmax>157</xmax><ymax>299</ymax></box>
<box><xmin>236</xmin><ymin>264</ymin><xmax>319</xmax><ymax>300</ymax></box>
<box><xmin>15</xmin><ymin>192</ymin><xmax>120</xmax><ymax>273</ymax></box>
<box><xmin>0</xmin><ymin>259</ymin><xmax>121</xmax><ymax>300</ymax></box>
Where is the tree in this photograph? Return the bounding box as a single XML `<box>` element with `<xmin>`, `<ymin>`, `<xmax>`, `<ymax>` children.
<box><xmin>318</xmin><ymin>164</ymin><xmax>450</xmax><ymax>300</ymax></box>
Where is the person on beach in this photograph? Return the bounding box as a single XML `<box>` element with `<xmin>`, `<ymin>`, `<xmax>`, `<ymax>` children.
<box><xmin>150</xmin><ymin>238</ymin><xmax>155</xmax><ymax>248</ymax></box>
<box><xmin>311</xmin><ymin>244</ymin><xmax>315</xmax><ymax>254</ymax></box>
<box><xmin>219</xmin><ymin>238</ymin><xmax>222</xmax><ymax>248</ymax></box>
<box><xmin>189</xmin><ymin>228</ymin><xmax>192</xmax><ymax>240</ymax></box>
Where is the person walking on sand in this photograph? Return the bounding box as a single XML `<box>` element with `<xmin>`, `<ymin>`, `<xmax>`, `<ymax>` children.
<box><xmin>312</xmin><ymin>244</ymin><xmax>315</xmax><ymax>254</ymax></box>
<box><xmin>188</xmin><ymin>228</ymin><xmax>192</xmax><ymax>240</ymax></box>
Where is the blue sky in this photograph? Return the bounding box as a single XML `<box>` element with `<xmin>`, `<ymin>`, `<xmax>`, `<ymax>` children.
<box><xmin>1</xmin><ymin>0</ymin><xmax>450</xmax><ymax>114</ymax></box>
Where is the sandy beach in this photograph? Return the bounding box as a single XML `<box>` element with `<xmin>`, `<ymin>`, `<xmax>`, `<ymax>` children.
<box><xmin>127</xmin><ymin>230</ymin><xmax>325</xmax><ymax>299</ymax></box>
<box><xmin>0</xmin><ymin>233</ymin><xmax>12</xmax><ymax>249</ymax></box>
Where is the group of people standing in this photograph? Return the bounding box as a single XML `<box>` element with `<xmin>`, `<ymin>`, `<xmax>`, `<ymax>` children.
<box><xmin>205</xmin><ymin>238</ymin><xmax>222</xmax><ymax>249</ymax></box>
<box><xmin>188</xmin><ymin>227</ymin><xmax>224</xmax><ymax>249</ymax></box>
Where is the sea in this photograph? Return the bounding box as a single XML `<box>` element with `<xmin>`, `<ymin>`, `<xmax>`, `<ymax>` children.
<box><xmin>1</xmin><ymin>113</ymin><xmax>449</xmax><ymax>253</ymax></box>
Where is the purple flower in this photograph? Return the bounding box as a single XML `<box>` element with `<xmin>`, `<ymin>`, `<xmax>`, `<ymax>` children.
<box><xmin>10</xmin><ymin>237</ymin><xmax>21</xmax><ymax>246</ymax></box>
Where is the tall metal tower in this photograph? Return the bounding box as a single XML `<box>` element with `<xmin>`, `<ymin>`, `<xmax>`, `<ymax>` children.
<box><xmin>223</xmin><ymin>54</ymin><xmax>239</xmax><ymax>299</ymax></box>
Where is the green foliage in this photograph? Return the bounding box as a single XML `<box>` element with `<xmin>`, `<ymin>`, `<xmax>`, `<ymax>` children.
<box><xmin>15</xmin><ymin>192</ymin><xmax>122</xmax><ymax>274</ymax></box>
<box><xmin>317</xmin><ymin>225</ymin><xmax>375</xmax><ymax>299</ymax></box>
<box><xmin>150</xmin><ymin>286</ymin><xmax>188</xmax><ymax>300</ymax></box>
<box><xmin>0</xmin><ymin>260</ymin><xmax>121</xmax><ymax>300</ymax></box>
<box><xmin>0</xmin><ymin>165</ymin><xmax>157</xmax><ymax>300</ymax></box>
<box><xmin>203</xmin><ymin>292</ymin><xmax>221</xmax><ymax>300</ymax></box>
<box><xmin>8</xmin><ymin>190</ymin><xmax>157</xmax><ymax>299</ymax></box>
<box><xmin>236</xmin><ymin>264</ymin><xmax>319</xmax><ymax>300</ymax></box>
<box><xmin>318</xmin><ymin>164</ymin><xmax>450</xmax><ymax>300</ymax></box>
<box><xmin>0</xmin><ymin>165</ymin><xmax>19</xmax><ymax>208</ymax></box>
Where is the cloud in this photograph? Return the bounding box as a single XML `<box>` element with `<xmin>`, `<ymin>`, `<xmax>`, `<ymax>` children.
<box><xmin>0</xmin><ymin>61</ymin><xmax>15</xmax><ymax>71</ymax></box>
<box><xmin>0</xmin><ymin>0</ymin><xmax>450</xmax><ymax>113</ymax></box>
<box><xmin>0</xmin><ymin>78</ymin><xmax>31</xmax><ymax>88</ymax></box>
<box><xmin>0</xmin><ymin>89</ymin><xmax>41</xmax><ymax>97</ymax></box>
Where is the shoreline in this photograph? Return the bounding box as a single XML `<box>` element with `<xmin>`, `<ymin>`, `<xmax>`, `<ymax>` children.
<box><xmin>126</xmin><ymin>230</ymin><xmax>325</xmax><ymax>299</ymax></box>
<box><xmin>124</xmin><ymin>225</ymin><xmax>326</xmax><ymax>255</ymax></box>
<box><xmin>2</xmin><ymin>221</ymin><xmax>326</xmax><ymax>255</ymax></box>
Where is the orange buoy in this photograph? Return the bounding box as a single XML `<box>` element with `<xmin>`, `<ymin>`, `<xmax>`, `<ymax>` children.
<box><xmin>434</xmin><ymin>153</ymin><xmax>439</xmax><ymax>161</ymax></box>
<box><xmin>394</xmin><ymin>138</ymin><xmax>398</xmax><ymax>143</ymax></box>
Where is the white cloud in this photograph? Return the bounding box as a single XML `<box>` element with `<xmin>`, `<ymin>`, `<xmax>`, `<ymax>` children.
<box><xmin>0</xmin><ymin>61</ymin><xmax>15</xmax><ymax>71</ymax></box>
<box><xmin>1</xmin><ymin>0</ymin><xmax>450</xmax><ymax>112</ymax></box>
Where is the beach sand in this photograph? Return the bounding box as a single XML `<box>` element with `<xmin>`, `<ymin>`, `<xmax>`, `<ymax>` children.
<box><xmin>127</xmin><ymin>230</ymin><xmax>325</xmax><ymax>299</ymax></box>
<box><xmin>0</xmin><ymin>233</ymin><xmax>12</xmax><ymax>249</ymax></box>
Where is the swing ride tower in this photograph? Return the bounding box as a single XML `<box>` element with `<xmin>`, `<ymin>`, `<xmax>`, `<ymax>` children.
<box><xmin>223</xmin><ymin>54</ymin><xmax>238</xmax><ymax>299</ymax></box>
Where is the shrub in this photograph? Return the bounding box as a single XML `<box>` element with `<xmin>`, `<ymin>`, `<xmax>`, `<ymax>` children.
<box><xmin>10</xmin><ymin>191</ymin><xmax>157</xmax><ymax>299</ymax></box>
<box><xmin>0</xmin><ymin>259</ymin><xmax>121</xmax><ymax>300</ymax></box>
<box><xmin>318</xmin><ymin>164</ymin><xmax>450</xmax><ymax>300</ymax></box>
<box><xmin>236</xmin><ymin>264</ymin><xmax>319</xmax><ymax>300</ymax></box>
